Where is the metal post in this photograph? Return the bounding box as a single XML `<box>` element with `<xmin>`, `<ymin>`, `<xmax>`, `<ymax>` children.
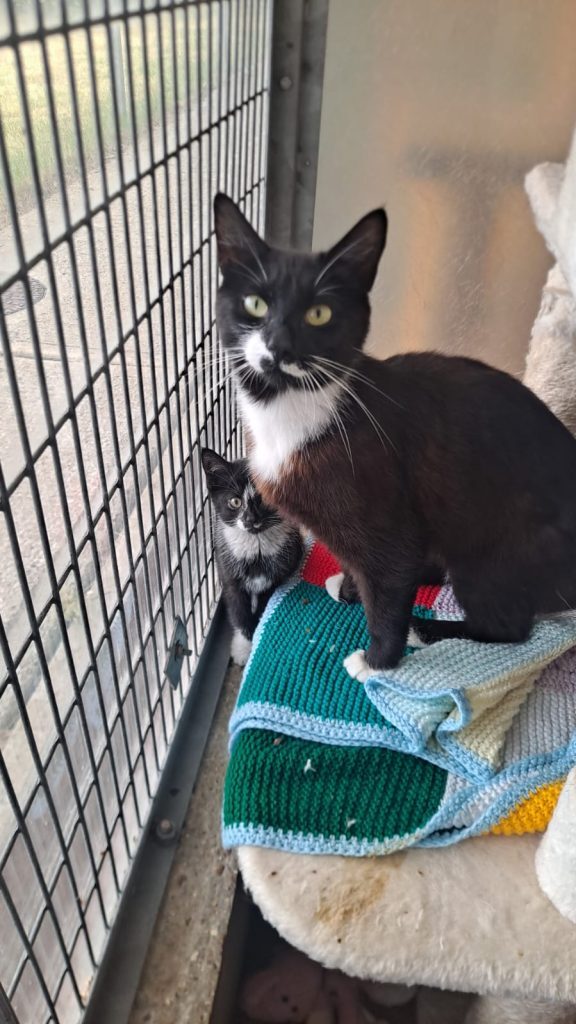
<box><xmin>265</xmin><ymin>0</ymin><xmax>329</xmax><ymax>250</ymax></box>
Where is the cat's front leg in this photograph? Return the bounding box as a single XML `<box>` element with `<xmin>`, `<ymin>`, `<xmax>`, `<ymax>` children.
<box><xmin>223</xmin><ymin>584</ymin><xmax>259</xmax><ymax>667</ymax></box>
<box><xmin>347</xmin><ymin>573</ymin><xmax>417</xmax><ymax>674</ymax></box>
<box><xmin>230</xmin><ymin>630</ymin><xmax>253</xmax><ymax>667</ymax></box>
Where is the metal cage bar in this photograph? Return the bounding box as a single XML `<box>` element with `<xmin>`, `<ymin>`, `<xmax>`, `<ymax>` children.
<box><xmin>265</xmin><ymin>0</ymin><xmax>327</xmax><ymax>250</ymax></box>
<box><xmin>0</xmin><ymin>1</ymin><xmax>272</xmax><ymax>1021</ymax></box>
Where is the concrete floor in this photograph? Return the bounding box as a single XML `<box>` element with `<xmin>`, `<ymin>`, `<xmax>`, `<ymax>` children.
<box><xmin>127</xmin><ymin>663</ymin><xmax>242</xmax><ymax>1024</ymax></box>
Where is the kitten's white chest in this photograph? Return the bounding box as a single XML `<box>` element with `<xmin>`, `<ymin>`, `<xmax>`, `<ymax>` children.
<box><xmin>238</xmin><ymin>382</ymin><xmax>341</xmax><ymax>482</ymax></box>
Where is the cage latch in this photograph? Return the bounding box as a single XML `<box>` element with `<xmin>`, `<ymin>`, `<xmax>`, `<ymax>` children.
<box><xmin>164</xmin><ymin>617</ymin><xmax>192</xmax><ymax>689</ymax></box>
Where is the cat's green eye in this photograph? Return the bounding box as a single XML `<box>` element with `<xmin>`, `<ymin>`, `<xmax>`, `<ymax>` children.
<box><xmin>244</xmin><ymin>294</ymin><xmax>268</xmax><ymax>318</ymax></box>
<box><xmin>305</xmin><ymin>304</ymin><xmax>332</xmax><ymax>326</ymax></box>
<box><xmin>228</xmin><ymin>496</ymin><xmax>242</xmax><ymax>509</ymax></box>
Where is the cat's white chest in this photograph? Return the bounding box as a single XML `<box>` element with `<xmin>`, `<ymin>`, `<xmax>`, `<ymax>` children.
<box><xmin>238</xmin><ymin>382</ymin><xmax>341</xmax><ymax>482</ymax></box>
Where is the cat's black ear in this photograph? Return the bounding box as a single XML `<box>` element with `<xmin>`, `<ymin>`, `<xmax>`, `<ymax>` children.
<box><xmin>201</xmin><ymin>447</ymin><xmax>229</xmax><ymax>485</ymax></box>
<box><xmin>213</xmin><ymin>193</ymin><xmax>269</xmax><ymax>274</ymax></box>
<box><xmin>320</xmin><ymin>208</ymin><xmax>387</xmax><ymax>292</ymax></box>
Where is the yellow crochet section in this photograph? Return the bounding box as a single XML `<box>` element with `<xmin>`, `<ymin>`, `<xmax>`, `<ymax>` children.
<box><xmin>491</xmin><ymin>779</ymin><xmax>565</xmax><ymax>836</ymax></box>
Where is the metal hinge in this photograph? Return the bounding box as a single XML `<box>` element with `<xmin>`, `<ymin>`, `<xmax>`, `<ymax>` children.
<box><xmin>164</xmin><ymin>617</ymin><xmax>192</xmax><ymax>689</ymax></box>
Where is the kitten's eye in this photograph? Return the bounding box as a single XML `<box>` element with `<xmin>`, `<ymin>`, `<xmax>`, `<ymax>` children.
<box><xmin>228</xmin><ymin>497</ymin><xmax>242</xmax><ymax>509</ymax></box>
<box><xmin>305</xmin><ymin>304</ymin><xmax>332</xmax><ymax>326</ymax></box>
<box><xmin>243</xmin><ymin>295</ymin><xmax>268</xmax><ymax>318</ymax></box>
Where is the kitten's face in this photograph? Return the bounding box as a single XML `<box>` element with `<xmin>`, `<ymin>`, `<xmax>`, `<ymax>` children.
<box><xmin>201</xmin><ymin>449</ymin><xmax>281</xmax><ymax>534</ymax></box>
<box><xmin>213</xmin><ymin>195</ymin><xmax>387</xmax><ymax>398</ymax></box>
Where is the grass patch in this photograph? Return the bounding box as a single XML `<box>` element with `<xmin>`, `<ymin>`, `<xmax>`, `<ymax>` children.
<box><xmin>0</xmin><ymin>7</ymin><xmax>210</xmax><ymax>216</ymax></box>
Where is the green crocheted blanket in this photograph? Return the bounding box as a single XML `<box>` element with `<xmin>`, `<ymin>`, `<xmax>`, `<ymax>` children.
<box><xmin>223</xmin><ymin>542</ymin><xmax>576</xmax><ymax>854</ymax></box>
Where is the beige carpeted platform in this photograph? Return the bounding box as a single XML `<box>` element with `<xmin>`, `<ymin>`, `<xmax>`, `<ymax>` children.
<box><xmin>239</xmin><ymin>836</ymin><xmax>576</xmax><ymax>1004</ymax></box>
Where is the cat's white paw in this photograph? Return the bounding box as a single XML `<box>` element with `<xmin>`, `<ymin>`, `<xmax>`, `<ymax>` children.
<box><xmin>231</xmin><ymin>630</ymin><xmax>252</xmax><ymax>666</ymax></box>
<box><xmin>325</xmin><ymin>572</ymin><xmax>345</xmax><ymax>602</ymax></box>
<box><xmin>344</xmin><ymin>649</ymin><xmax>372</xmax><ymax>683</ymax></box>
<box><xmin>407</xmin><ymin>626</ymin><xmax>426</xmax><ymax>648</ymax></box>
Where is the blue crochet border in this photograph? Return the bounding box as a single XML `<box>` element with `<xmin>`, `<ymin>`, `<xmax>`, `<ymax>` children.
<box><xmin>222</xmin><ymin>820</ymin><xmax>431</xmax><ymax>856</ymax></box>
<box><xmin>230</xmin><ymin>699</ymin><xmax>501</xmax><ymax>784</ymax></box>
<box><xmin>230</xmin><ymin>701</ymin><xmax>398</xmax><ymax>749</ymax></box>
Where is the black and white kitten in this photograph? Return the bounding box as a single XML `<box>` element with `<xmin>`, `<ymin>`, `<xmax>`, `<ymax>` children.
<box><xmin>201</xmin><ymin>448</ymin><xmax>303</xmax><ymax>665</ymax></box>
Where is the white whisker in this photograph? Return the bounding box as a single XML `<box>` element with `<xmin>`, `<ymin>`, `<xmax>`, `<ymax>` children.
<box><xmin>312</xmin><ymin>364</ymin><xmax>397</xmax><ymax>455</ymax></box>
<box><xmin>196</xmin><ymin>347</ymin><xmax>244</xmax><ymax>373</ymax></box>
<box><xmin>315</xmin><ymin>286</ymin><xmax>339</xmax><ymax>298</ymax></box>
<box><xmin>298</xmin><ymin>365</ymin><xmax>355</xmax><ymax>474</ymax></box>
<box><xmin>314</xmin><ymin>355</ymin><xmax>404</xmax><ymax>410</ymax></box>
<box><xmin>314</xmin><ymin>238</ymin><xmax>372</xmax><ymax>288</ymax></box>
<box><xmin>230</xmin><ymin>258</ymin><xmax>264</xmax><ymax>288</ymax></box>
<box><xmin>331</xmin><ymin>403</ymin><xmax>355</xmax><ymax>475</ymax></box>
<box><xmin>197</xmin><ymin>370</ymin><xmax>235</xmax><ymax>404</ymax></box>
<box><xmin>245</xmin><ymin>242</ymin><xmax>268</xmax><ymax>283</ymax></box>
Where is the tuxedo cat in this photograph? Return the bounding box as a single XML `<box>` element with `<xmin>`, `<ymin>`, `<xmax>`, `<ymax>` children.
<box><xmin>213</xmin><ymin>193</ymin><xmax>576</xmax><ymax>674</ymax></box>
<box><xmin>201</xmin><ymin>448</ymin><xmax>303</xmax><ymax>665</ymax></box>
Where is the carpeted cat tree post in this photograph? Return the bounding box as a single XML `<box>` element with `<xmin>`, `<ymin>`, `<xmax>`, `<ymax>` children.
<box><xmin>524</xmin><ymin>128</ymin><xmax>576</xmax><ymax>436</ymax></box>
<box><xmin>524</xmin><ymin>128</ymin><xmax>576</xmax><ymax>948</ymax></box>
<box><xmin>234</xmin><ymin>127</ymin><xmax>576</xmax><ymax>1024</ymax></box>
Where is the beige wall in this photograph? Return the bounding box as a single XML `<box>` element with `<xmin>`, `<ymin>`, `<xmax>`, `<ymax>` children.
<box><xmin>313</xmin><ymin>0</ymin><xmax>576</xmax><ymax>373</ymax></box>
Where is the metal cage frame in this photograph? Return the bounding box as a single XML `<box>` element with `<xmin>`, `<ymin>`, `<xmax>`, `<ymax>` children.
<box><xmin>0</xmin><ymin>0</ymin><xmax>327</xmax><ymax>1020</ymax></box>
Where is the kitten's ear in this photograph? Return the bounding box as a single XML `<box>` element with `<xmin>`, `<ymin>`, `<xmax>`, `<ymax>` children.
<box><xmin>201</xmin><ymin>447</ymin><xmax>229</xmax><ymax>485</ymax></box>
<box><xmin>320</xmin><ymin>208</ymin><xmax>387</xmax><ymax>292</ymax></box>
<box><xmin>213</xmin><ymin>193</ymin><xmax>269</xmax><ymax>274</ymax></box>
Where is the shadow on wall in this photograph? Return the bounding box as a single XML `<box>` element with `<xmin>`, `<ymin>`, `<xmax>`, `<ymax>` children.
<box><xmin>314</xmin><ymin>0</ymin><xmax>576</xmax><ymax>374</ymax></box>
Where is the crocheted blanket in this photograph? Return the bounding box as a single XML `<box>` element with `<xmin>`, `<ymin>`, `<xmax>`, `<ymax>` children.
<box><xmin>223</xmin><ymin>542</ymin><xmax>576</xmax><ymax>855</ymax></box>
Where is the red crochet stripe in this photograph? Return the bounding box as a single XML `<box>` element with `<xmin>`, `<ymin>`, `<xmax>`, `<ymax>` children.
<box><xmin>415</xmin><ymin>584</ymin><xmax>442</xmax><ymax>608</ymax></box>
<box><xmin>302</xmin><ymin>542</ymin><xmax>341</xmax><ymax>585</ymax></box>
<box><xmin>303</xmin><ymin>542</ymin><xmax>442</xmax><ymax>610</ymax></box>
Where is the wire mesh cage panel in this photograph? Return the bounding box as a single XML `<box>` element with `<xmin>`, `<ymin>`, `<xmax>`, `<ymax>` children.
<box><xmin>0</xmin><ymin>0</ymin><xmax>271</xmax><ymax>1019</ymax></box>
